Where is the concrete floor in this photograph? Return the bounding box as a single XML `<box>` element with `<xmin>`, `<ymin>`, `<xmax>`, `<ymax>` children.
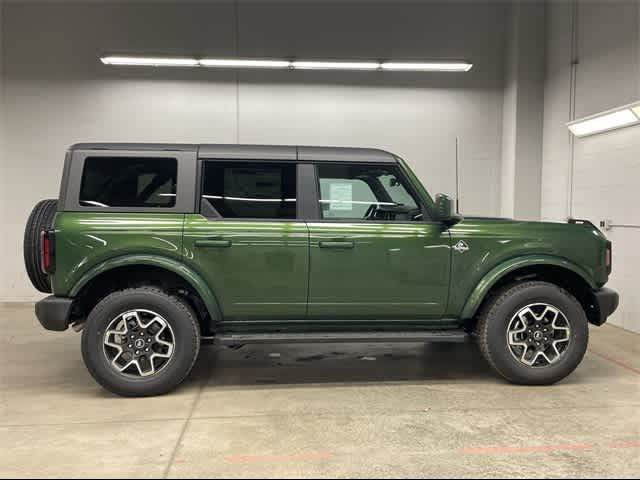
<box><xmin>0</xmin><ymin>302</ymin><xmax>638</xmax><ymax>479</ymax></box>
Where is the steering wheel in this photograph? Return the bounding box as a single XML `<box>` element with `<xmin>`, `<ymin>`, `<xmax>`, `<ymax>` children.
<box><xmin>363</xmin><ymin>204</ymin><xmax>377</xmax><ymax>220</ymax></box>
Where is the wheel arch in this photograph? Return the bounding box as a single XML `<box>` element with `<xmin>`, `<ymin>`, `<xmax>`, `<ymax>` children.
<box><xmin>69</xmin><ymin>255</ymin><xmax>222</xmax><ymax>333</ymax></box>
<box><xmin>461</xmin><ymin>255</ymin><xmax>599</xmax><ymax>325</ymax></box>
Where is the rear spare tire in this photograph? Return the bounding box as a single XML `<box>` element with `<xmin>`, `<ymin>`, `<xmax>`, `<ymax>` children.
<box><xmin>24</xmin><ymin>199</ymin><xmax>58</xmax><ymax>293</ymax></box>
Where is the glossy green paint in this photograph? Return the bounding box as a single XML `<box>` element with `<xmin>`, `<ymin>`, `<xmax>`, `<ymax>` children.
<box><xmin>447</xmin><ymin>217</ymin><xmax>609</xmax><ymax>319</ymax></box>
<box><xmin>51</xmin><ymin>163</ymin><xmax>610</xmax><ymax>332</ymax></box>
<box><xmin>182</xmin><ymin>215</ymin><xmax>309</xmax><ymax>321</ymax></box>
<box><xmin>458</xmin><ymin>254</ymin><xmax>594</xmax><ymax>320</ymax></box>
<box><xmin>52</xmin><ymin>212</ymin><xmax>221</xmax><ymax>322</ymax></box>
<box><xmin>307</xmin><ymin>222</ymin><xmax>450</xmax><ymax>319</ymax></box>
<box><xmin>52</xmin><ymin>212</ymin><xmax>183</xmax><ymax>294</ymax></box>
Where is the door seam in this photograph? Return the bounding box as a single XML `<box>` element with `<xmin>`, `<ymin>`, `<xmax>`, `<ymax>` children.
<box><xmin>305</xmin><ymin>220</ymin><xmax>311</xmax><ymax>318</ymax></box>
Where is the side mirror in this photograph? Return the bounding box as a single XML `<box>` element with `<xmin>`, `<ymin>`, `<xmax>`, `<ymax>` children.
<box><xmin>434</xmin><ymin>193</ymin><xmax>462</xmax><ymax>226</ymax></box>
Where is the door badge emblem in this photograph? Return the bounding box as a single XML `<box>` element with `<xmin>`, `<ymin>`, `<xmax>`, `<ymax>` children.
<box><xmin>453</xmin><ymin>240</ymin><xmax>469</xmax><ymax>253</ymax></box>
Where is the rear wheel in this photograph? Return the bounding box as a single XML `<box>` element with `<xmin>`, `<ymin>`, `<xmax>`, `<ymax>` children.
<box><xmin>81</xmin><ymin>287</ymin><xmax>201</xmax><ymax>397</ymax></box>
<box><xmin>23</xmin><ymin>199</ymin><xmax>58</xmax><ymax>293</ymax></box>
<box><xmin>476</xmin><ymin>281</ymin><xmax>589</xmax><ymax>385</ymax></box>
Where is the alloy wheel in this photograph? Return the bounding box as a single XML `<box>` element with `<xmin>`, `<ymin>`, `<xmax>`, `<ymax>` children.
<box><xmin>102</xmin><ymin>309</ymin><xmax>175</xmax><ymax>377</ymax></box>
<box><xmin>506</xmin><ymin>303</ymin><xmax>571</xmax><ymax>368</ymax></box>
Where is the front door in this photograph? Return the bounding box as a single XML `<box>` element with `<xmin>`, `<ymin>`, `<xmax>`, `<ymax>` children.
<box><xmin>307</xmin><ymin>162</ymin><xmax>451</xmax><ymax>321</ymax></box>
<box><xmin>182</xmin><ymin>160</ymin><xmax>308</xmax><ymax>322</ymax></box>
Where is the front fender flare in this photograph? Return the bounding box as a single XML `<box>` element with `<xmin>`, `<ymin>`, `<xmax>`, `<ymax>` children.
<box><xmin>69</xmin><ymin>254</ymin><xmax>222</xmax><ymax>323</ymax></box>
<box><xmin>460</xmin><ymin>255</ymin><xmax>597</xmax><ymax>320</ymax></box>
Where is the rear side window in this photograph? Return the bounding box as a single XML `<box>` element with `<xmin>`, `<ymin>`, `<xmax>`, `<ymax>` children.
<box><xmin>79</xmin><ymin>157</ymin><xmax>177</xmax><ymax>208</ymax></box>
<box><xmin>201</xmin><ymin>161</ymin><xmax>297</xmax><ymax>219</ymax></box>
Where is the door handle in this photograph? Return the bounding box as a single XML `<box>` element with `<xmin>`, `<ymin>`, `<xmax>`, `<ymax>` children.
<box><xmin>194</xmin><ymin>239</ymin><xmax>232</xmax><ymax>248</ymax></box>
<box><xmin>319</xmin><ymin>240</ymin><xmax>354</xmax><ymax>249</ymax></box>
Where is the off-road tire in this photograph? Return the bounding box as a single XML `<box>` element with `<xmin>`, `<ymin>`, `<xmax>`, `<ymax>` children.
<box><xmin>476</xmin><ymin>281</ymin><xmax>589</xmax><ymax>385</ymax></box>
<box><xmin>81</xmin><ymin>287</ymin><xmax>201</xmax><ymax>397</ymax></box>
<box><xmin>23</xmin><ymin>199</ymin><xmax>58</xmax><ymax>293</ymax></box>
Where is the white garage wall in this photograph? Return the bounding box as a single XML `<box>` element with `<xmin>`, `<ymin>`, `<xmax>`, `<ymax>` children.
<box><xmin>0</xmin><ymin>0</ymin><xmax>5</xmax><ymax>281</ymax></box>
<box><xmin>235</xmin><ymin>1</ymin><xmax>505</xmax><ymax>209</ymax></box>
<box><xmin>540</xmin><ymin>0</ymin><xmax>573</xmax><ymax>222</ymax></box>
<box><xmin>500</xmin><ymin>1</ymin><xmax>545</xmax><ymax>220</ymax></box>
<box><xmin>541</xmin><ymin>0</ymin><xmax>640</xmax><ymax>332</ymax></box>
<box><xmin>0</xmin><ymin>0</ymin><xmax>507</xmax><ymax>301</ymax></box>
<box><xmin>1</xmin><ymin>1</ymin><xmax>238</xmax><ymax>300</ymax></box>
<box><xmin>572</xmin><ymin>128</ymin><xmax>640</xmax><ymax>333</ymax></box>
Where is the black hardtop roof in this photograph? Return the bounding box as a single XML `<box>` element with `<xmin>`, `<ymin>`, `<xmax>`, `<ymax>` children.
<box><xmin>69</xmin><ymin>143</ymin><xmax>398</xmax><ymax>163</ymax></box>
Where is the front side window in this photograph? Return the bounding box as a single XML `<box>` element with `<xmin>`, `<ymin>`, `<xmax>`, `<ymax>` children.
<box><xmin>201</xmin><ymin>162</ymin><xmax>297</xmax><ymax>219</ymax></box>
<box><xmin>80</xmin><ymin>157</ymin><xmax>177</xmax><ymax>208</ymax></box>
<box><xmin>317</xmin><ymin>164</ymin><xmax>421</xmax><ymax>221</ymax></box>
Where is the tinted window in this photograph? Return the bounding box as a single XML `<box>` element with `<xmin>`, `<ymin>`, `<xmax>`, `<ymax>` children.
<box><xmin>201</xmin><ymin>162</ymin><xmax>297</xmax><ymax>219</ymax></box>
<box><xmin>317</xmin><ymin>164</ymin><xmax>421</xmax><ymax>221</ymax></box>
<box><xmin>80</xmin><ymin>157</ymin><xmax>177</xmax><ymax>208</ymax></box>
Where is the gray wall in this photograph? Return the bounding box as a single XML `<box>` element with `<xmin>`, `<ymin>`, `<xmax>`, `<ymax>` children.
<box><xmin>1</xmin><ymin>0</ymin><xmax>507</xmax><ymax>300</ymax></box>
<box><xmin>5</xmin><ymin>1</ymin><xmax>637</xmax><ymax>333</ymax></box>
<box><xmin>0</xmin><ymin>0</ymin><xmax>5</xmax><ymax>283</ymax></box>
<box><xmin>541</xmin><ymin>0</ymin><xmax>640</xmax><ymax>332</ymax></box>
<box><xmin>500</xmin><ymin>1</ymin><xmax>545</xmax><ymax>220</ymax></box>
<box><xmin>542</xmin><ymin>0</ymin><xmax>640</xmax><ymax>221</ymax></box>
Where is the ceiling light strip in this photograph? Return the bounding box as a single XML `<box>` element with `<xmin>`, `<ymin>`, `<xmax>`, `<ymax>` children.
<box><xmin>567</xmin><ymin>100</ymin><xmax>640</xmax><ymax>137</ymax></box>
<box><xmin>291</xmin><ymin>61</ymin><xmax>380</xmax><ymax>70</ymax></box>
<box><xmin>199</xmin><ymin>58</ymin><xmax>290</xmax><ymax>68</ymax></box>
<box><xmin>100</xmin><ymin>56</ymin><xmax>199</xmax><ymax>67</ymax></box>
<box><xmin>100</xmin><ymin>56</ymin><xmax>473</xmax><ymax>72</ymax></box>
<box><xmin>381</xmin><ymin>62</ymin><xmax>472</xmax><ymax>71</ymax></box>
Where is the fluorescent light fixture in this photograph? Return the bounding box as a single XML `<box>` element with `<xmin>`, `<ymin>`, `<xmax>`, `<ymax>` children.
<box><xmin>200</xmin><ymin>58</ymin><xmax>290</xmax><ymax>68</ymax></box>
<box><xmin>100</xmin><ymin>55</ymin><xmax>474</xmax><ymax>72</ymax></box>
<box><xmin>291</xmin><ymin>60</ymin><xmax>471</xmax><ymax>71</ymax></box>
<box><xmin>100</xmin><ymin>56</ymin><xmax>199</xmax><ymax>67</ymax></box>
<box><xmin>381</xmin><ymin>61</ymin><xmax>473</xmax><ymax>72</ymax></box>
<box><xmin>567</xmin><ymin>101</ymin><xmax>640</xmax><ymax>137</ymax></box>
<box><xmin>568</xmin><ymin>110</ymin><xmax>637</xmax><ymax>136</ymax></box>
<box><xmin>291</xmin><ymin>61</ymin><xmax>379</xmax><ymax>70</ymax></box>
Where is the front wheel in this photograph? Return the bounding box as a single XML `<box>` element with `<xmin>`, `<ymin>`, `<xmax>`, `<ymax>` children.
<box><xmin>476</xmin><ymin>281</ymin><xmax>589</xmax><ymax>385</ymax></box>
<box><xmin>81</xmin><ymin>288</ymin><xmax>201</xmax><ymax>397</ymax></box>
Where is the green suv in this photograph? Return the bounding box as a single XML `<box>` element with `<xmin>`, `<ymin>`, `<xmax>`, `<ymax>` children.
<box><xmin>24</xmin><ymin>143</ymin><xmax>618</xmax><ymax>396</ymax></box>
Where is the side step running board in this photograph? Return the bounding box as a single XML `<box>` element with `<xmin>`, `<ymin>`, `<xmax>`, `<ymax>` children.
<box><xmin>209</xmin><ymin>330</ymin><xmax>469</xmax><ymax>345</ymax></box>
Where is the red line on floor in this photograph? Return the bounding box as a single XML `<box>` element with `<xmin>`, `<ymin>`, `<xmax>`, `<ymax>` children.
<box><xmin>609</xmin><ymin>441</ymin><xmax>640</xmax><ymax>449</ymax></box>
<box><xmin>589</xmin><ymin>350</ymin><xmax>640</xmax><ymax>375</ymax></box>
<box><xmin>225</xmin><ymin>452</ymin><xmax>334</xmax><ymax>464</ymax></box>
<box><xmin>462</xmin><ymin>444</ymin><xmax>593</xmax><ymax>455</ymax></box>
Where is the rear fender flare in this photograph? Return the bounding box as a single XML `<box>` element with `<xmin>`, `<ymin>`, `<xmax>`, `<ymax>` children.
<box><xmin>69</xmin><ymin>254</ymin><xmax>222</xmax><ymax>323</ymax></box>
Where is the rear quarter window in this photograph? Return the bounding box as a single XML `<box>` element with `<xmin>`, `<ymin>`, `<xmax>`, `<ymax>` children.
<box><xmin>79</xmin><ymin>157</ymin><xmax>177</xmax><ymax>208</ymax></box>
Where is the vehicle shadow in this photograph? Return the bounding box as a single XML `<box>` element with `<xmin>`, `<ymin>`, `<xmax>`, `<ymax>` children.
<box><xmin>188</xmin><ymin>341</ymin><xmax>499</xmax><ymax>389</ymax></box>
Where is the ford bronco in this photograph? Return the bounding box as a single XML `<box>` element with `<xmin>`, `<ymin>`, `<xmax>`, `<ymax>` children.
<box><xmin>24</xmin><ymin>143</ymin><xmax>619</xmax><ymax>396</ymax></box>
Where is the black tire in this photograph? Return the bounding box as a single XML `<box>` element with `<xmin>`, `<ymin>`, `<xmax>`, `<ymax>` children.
<box><xmin>23</xmin><ymin>199</ymin><xmax>58</xmax><ymax>293</ymax></box>
<box><xmin>476</xmin><ymin>281</ymin><xmax>589</xmax><ymax>385</ymax></box>
<box><xmin>81</xmin><ymin>287</ymin><xmax>201</xmax><ymax>397</ymax></box>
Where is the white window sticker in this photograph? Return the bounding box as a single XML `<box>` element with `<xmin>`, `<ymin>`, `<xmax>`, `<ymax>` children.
<box><xmin>329</xmin><ymin>183</ymin><xmax>353</xmax><ymax>211</ymax></box>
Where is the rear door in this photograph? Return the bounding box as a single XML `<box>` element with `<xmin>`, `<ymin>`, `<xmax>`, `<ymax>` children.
<box><xmin>306</xmin><ymin>161</ymin><xmax>451</xmax><ymax>321</ymax></box>
<box><xmin>182</xmin><ymin>158</ymin><xmax>309</xmax><ymax>324</ymax></box>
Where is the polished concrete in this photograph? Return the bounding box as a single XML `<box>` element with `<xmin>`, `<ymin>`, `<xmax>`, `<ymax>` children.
<box><xmin>1</xmin><ymin>302</ymin><xmax>638</xmax><ymax>478</ymax></box>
